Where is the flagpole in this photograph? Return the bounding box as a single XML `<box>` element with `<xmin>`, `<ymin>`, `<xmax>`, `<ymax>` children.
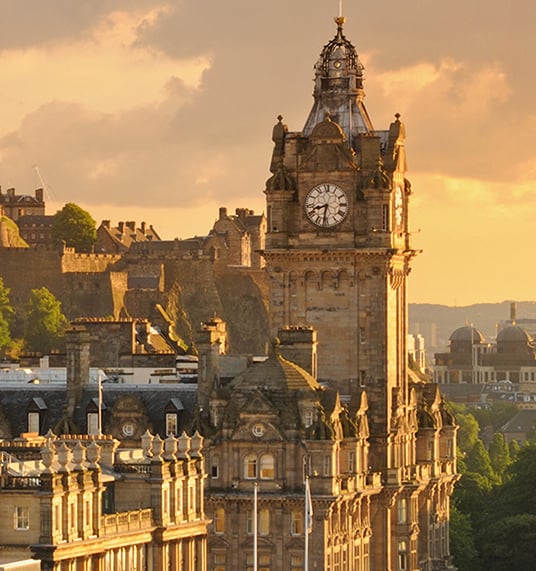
<box><xmin>98</xmin><ymin>370</ymin><xmax>103</xmax><ymax>436</ymax></box>
<box><xmin>254</xmin><ymin>482</ymin><xmax>258</xmax><ymax>571</ymax></box>
<box><xmin>304</xmin><ymin>476</ymin><xmax>311</xmax><ymax>571</ymax></box>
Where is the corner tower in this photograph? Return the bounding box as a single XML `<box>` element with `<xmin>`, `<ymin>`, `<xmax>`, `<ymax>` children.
<box><xmin>264</xmin><ymin>16</ymin><xmax>415</xmax><ymax>413</ymax></box>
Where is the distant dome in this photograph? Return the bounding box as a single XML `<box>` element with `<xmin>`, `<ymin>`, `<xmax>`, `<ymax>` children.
<box><xmin>497</xmin><ymin>325</ymin><xmax>532</xmax><ymax>344</ymax></box>
<box><xmin>449</xmin><ymin>326</ymin><xmax>485</xmax><ymax>344</ymax></box>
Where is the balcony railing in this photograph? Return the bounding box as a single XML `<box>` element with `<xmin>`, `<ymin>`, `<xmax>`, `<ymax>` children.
<box><xmin>2</xmin><ymin>475</ymin><xmax>42</xmax><ymax>489</ymax></box>
<box><xmin>101</xmin><ymin>508</ymin><xmax>153</xmax><ymax>535</ymax></box>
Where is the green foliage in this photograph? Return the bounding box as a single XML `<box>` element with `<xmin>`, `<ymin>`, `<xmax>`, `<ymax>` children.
<box><xmin>24</xmin><ymin>287</ymin><xmax>68</xmax><ymax>353</ymax></box>
<box><xmin>0</xmin><ymin>277</ymin><xmax>14</xmax><ymax>354</ymax></box>
<box><xmin>453</xmin><ymin>438</ymin><xmax>536</xmax><ymax>570</ymax></box>
<box><xmin>466</xmin><ymin>440</ymin><xmax>497</xmax><ymax>483</ymax></box>
<box><xmin>449</xmin><ymin>504</ymin><xmax>480</xmax><ymax>571</ymax></box>
<box><xmin>489</xmin><ymin>433</ymin><xmax>511</xmax><ymax>483</ymax></box>
<box><xmin>453</xmin><ymin>471</ymin><xmax>493</xmax><ymax>521</ymax></box>
<box><xmin>478</xmin><ymin>514</ymin><xmax>536</xmax><ymax>571</ymax></box>
<box><xmin>509</xmin><ymin>439</ymin><xmax>521</xmax><ymax>461</ymax></box>
<box><xmin>495</xmin><ymin>443</ymin><xmax>536</xmax><ymax>516</ymax></box>
<box><xmin>447</xmin><ymin>401</ymin><xmax>481</xmax><ymax>456</ymax></box>
<box><xmin>51</xmin><ymin>202</ymin><xmax>96</xmax><ymax>252</ymax></box>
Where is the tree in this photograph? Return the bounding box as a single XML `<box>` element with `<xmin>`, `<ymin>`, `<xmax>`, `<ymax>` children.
<box><xmin>447</xmin><ymin>402</ymin><xmax>481</xmax><ymax>462</ymax></box>
<box><xmin>478</xmin><ymin>514</ymin><xmax>536</xmax><ymax>571</ymax></box>
<box><xmin>489</xmin><ymin>432</ymin><xmax>511</xmax><ymax>483</ymax></box>
<box><xmin>0</xmin><ymin>277</ymin><xmax>14</xmax><ymax>354</ymax></box>
<box><xmin>24</xmin><ymin>287</ymin><xmax>68</xmax><ymax>353</ymax></box>
<box><xmin>466</xmin><ymin>440</ymin><xmax>497</xmax><ymax>483</ymax></box>
<box><xmin>51</xmin><ymin>202</ymin><xmax>96</xmax><ymax>252</ymax></box>
<box><xmin>449</xmin><ymin>504</ymin><xmax>480</xmax><ymax>571</ymax></box>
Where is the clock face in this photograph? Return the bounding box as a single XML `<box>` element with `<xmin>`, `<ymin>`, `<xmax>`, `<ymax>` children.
<box><xmin>251</xmin><ymin>423</ymin><xmax>266</xmax><ymax>438</ymax></box>
<box><xmin>305</xmin><ymin>183</ymin><xmax>348</xmax><ymax>227</ymax></box>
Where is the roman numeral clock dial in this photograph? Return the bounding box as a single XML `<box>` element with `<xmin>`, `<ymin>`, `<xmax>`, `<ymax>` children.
<box><xmin>305</xmin><ymin>183</ymin><xmax>348</xmax><ymax>227</ymax></box>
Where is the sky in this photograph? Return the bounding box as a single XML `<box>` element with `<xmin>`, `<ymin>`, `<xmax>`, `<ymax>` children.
<box><xmin>0</xmin><ymin>0</ymin><xmax>535</xmax><ymax>306</ymax></box>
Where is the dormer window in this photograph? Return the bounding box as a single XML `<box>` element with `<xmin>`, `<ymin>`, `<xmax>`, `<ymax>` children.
<box><xmin>27</xmin><ymin>412</ymin><xmax>40</xmax><ymax>434</ymax></box>
<box><xmin>304</xmin><ymin>410</ymin><xmax>314</xmax><ymax>428</ymax></box>
<box><xmin>86</xmin><ymin>398</ymin><xmax>104</xmax><ymax>436</ymax></box>
<box><xmin>165</xmin><ymin>398</ymin><xmax>184</xmax><ymax>436</ymax></box>
<box><xmin>27</xmin><ymin>397</ymin><xmax>47</xmax><ymax>435</ymax></box>
<box><xmin>166</xmin><ymin>413</ymin><xmax>178</xmax><ymax>436</ymax></box>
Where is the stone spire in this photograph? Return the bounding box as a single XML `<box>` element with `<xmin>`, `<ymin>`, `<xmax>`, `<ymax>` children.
<box><xmin>303</xmin><ymin>16</ymin><xmax>374</xmax><ymax>148</ymax></box>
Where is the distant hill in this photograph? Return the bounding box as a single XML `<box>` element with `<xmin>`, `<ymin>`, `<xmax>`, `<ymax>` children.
<box><xmin>409</xmin><ymin>301</ymin><xmax>536</xmax><ymax>352</ymax></box>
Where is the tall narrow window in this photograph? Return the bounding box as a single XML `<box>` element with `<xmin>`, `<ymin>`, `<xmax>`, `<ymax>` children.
<box><xmin>382</xmin><ymin>204</ymin><xmax>390</xmax><ymax>231</ymax></box>
<box><xmin>166</xmin><ymin>413</ymin><xmax>178</xmax><ymax>436</ymax></box>
<box><xmin>398</xmin><ymin>540</ymin><xmax>408</xmax><ymax>571</ymax></box>
<box><xmin>260</xmin><ymin>454</ymin><xmax>275</xmax><ymax>479</ymax></box>
<box><xmin>259</xmin><ymin>508</ymin><xmax>270</xmax><ymax>536</ymax></box>
<box><xmin>214</xmin><ymin>507</ymin><xmax>225</xmax><ymax>534</ymax></box>
<box><xmin>246</xmin><ymin>510</ymin><xmax>254</xmax><ymax>535</ymax></box>
<box><xmin>14</xmin><ymin>507</ymin><xmax>29</xmax><ymax>530</ymax></box>
<box><xmin>244</xmin><ymin>455</ymin><xmax>257</xmax><ymax>479</ymax></box>
<box><xmin>27</xmin><ymin>412</ymin><xmax>39</xmax><ymax>434</ymax></box>
<box><xmin>348</xmin><ymin>451</ymin><xmax>355</xmax><ymax>473</ymax></box>
<box><xmin>323</xmin><ymin>455</ymin><xmax>331</xmax><ymax>476</ymax></box>
<box><xmin>259</xmin><ymin>554</ymin><xmax>270</xmax><ymax>571</ymax></box>
<box><xmin>87</xmin><ymin>412</ymin><xmax>99</xmax><ymax>436</ymax></box>
<box><xmin>291</xmin><ymin>510</ymin><xmax>303</xmax><ymax>535</ymax></box>
<box><xmin>398</xmin><ymin>498</ymin><xmax>407</xmax><ymax>524</ymax></box>
<box><xmin>211</xmin><ymin>455</ymin><xmax>220</xmax><ymax>479</ymax></box>
<box><xmin>214</xmin><ymin>553</ymin><xmax>226</xmax><ymax>571</ymax></box>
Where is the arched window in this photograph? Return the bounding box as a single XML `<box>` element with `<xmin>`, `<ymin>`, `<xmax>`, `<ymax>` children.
<box><xmin>398</xmin><ymin>540</ymin><xmax>408</xmax><ymax>571</ymax></box>
<box><xmin>260</xmin><ymin>454</ymin><xmax>275</xmax><ymax>479</ymax></box>
<box><xmin>214</xmin><ymin>507</ymin><xmax>225</xmax><ymax>534</ymax></box>
<box><xmin>244</xmin><ymin>454</ymin><xmax>258</xmax><ymax>479</ymax></box>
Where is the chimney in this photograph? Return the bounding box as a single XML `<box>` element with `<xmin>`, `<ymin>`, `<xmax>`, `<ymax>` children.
<box><xmin>140</xmin><ymin>221</ymin><xmax>146</xmax><ymax>234</ymax></box>
<box><xmin>126</xmin><ymin>221</ymin><xmax>136</xmax><ymax>232</ymax></box>
<box><xmin>277</xmin><ymin>326</ymin><xmax>318</xmax><ymax>378</ymax></box>
<box><xmin>7</xmin><ymin>187</ymin><xmax>15</xmax><ymax>198</ymax></box>
<box><xmin>196</xmin><ymin>317</ymin><xmax>228</xmax><ymax>413</ymax></box>
<box><xmin>102</xmin><ymin>220</ymin><xmax>111</xmax><ymax>230</ymax></box>
<box><xmin>118</xmin><ymin>221</ymin><xmax>125</xmax><ymax>233</ymax></box>
<box><xmin>35</xmin><ymin>188</ymin><xmax>44</xmax><ymax>202</ymax></box>
<box><xmin>511</xmin><ymin>302</ymin><xmax>517</xmax><ymax>324</ymax></box>
<box><xmin>66</xmin><ymin>326</ymin><xmax>91</xmax><ymax>420</ymax></box>
<box><xmin>219</xmin><ymin>207</ymin><xmax>227</xmax><ymax>220</ymax></box>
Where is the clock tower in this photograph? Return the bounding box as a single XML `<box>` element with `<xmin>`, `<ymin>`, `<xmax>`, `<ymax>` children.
<box><xmin>264</xmin><ymin>16</ymin><xmax>415</xmax><ymax>428</ymax></box>
<box><xmin>202</xmin><ymin>13</ymin><xmax>457</xmax><ymax>571</ymax></box>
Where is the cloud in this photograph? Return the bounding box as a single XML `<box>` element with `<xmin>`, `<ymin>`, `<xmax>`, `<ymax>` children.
<box><xmin>0</xmin><ymin>0</ymin><xmax>535</xmax><ymax>304</ymax></box>
<box><xmin>0</xmin><ymin>0</ymin><xmax>162</xmax><ymax>50</ymax></box>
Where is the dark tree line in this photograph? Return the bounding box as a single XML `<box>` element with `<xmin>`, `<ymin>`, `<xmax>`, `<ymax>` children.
<box><xmin>449</xmin><ymin>402</ymin><xmax>536</xmax><ymax>571</ymax></box>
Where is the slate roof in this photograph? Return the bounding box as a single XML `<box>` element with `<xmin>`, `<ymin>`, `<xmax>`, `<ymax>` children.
<box><xmin>0</xmin><ymin>383</ymin><xmax>198</xmax><ymax>439</ymax></box>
